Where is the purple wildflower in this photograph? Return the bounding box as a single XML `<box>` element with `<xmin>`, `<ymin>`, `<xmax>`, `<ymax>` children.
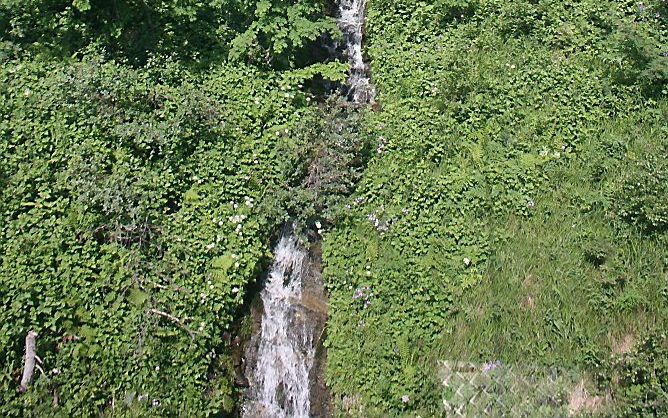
<box><xmin>353</xmin><ymin>286</ymin><xmax>373</xmax><ymax>308</ymax></box>
<box><xmin>482</xmin><ymin>360</ymin><xmax>502</xmax><ymax>373</ymax></box>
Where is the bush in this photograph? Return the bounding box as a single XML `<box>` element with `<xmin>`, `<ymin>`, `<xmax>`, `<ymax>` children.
<box><xmin>609</xmin><ymin>333</ymin><xmax>668</xmax><ymax>416</ymax></box>
<box><xmin>614</xmin><ymin>145</ymin><xmax>668</xmax><ymax>234</ymax></box>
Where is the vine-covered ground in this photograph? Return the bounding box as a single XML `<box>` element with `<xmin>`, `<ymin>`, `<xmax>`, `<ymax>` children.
<box><xmin>322</xmin><ymin>0</ymin><xmax>668</xmax><ymax>415</ymax></box>
<box><xmin>1</xmin><ymin>0</ymin><xmax>667</xmax><ymax>417</ymax></box>
<box><xmin>0</xmin><ymin>1</ymin><xmax>346</xmax><ymax>415</ymax></box>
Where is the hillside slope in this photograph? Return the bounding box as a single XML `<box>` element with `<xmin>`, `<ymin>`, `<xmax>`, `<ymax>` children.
<box><xmin>322</xmin><ymin>0</ymin><xmax>667</xmax><ymax>415</ymax></box>
<box><xmin>0</xmin><ymin>1</ymin><xmax>343</xmax><ymax>414</ymax></box>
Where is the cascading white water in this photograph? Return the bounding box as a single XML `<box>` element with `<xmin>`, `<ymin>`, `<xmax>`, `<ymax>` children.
<box><xmin>243</xmin><ymin>234</ymin><xmax>317</xmax><ymax>418</ymax></box>
<box><xmin>337</xmin><ymin>0</ymin><xmax>375</xmax><ymax>104</ymax></box>
<box><xmin>243</xmin><ymin>2</ymin><xmax>373</xmax><ymax>416</ymax></box>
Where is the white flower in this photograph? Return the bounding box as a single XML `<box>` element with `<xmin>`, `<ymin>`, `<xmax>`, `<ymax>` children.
<box><xmin>402</xmin><ymin>395</ymin><xmax>410</xmax><ymax>403</ymax></box>
<box><xmin>232</xmin><ymin>287</ymin><xmax>239</xmax><ymax>293</ymax></box>
<box><xmin>206</xmin><ymin>243</ymin><xmax>215</xmax><ymax>250</ymax></box>
<box><xmin>315</xmin><ymin>221</ymin><xmax>322</xmax><ymax>229</ymax></box>
<box><xmin>464</xmin><ymin>257</ymin><xmax>471</xmax><ymax>266</ymax></box>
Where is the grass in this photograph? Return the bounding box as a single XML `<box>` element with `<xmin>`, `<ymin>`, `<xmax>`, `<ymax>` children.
<box><xmin>439</xmin><ymin>105</ymin><xmax>668</xmax><ymax>371</ymax></box>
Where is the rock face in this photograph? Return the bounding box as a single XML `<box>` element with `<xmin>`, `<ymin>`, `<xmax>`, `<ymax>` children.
<box><xmin>303</xmin><ymin>242</ymin><xmax>330</xmax><ymax>418</ymax></box>
<box><xmin>242</xmin><ymin>230</ymin><xmax>330</xmax><ymax>418</ymax></box>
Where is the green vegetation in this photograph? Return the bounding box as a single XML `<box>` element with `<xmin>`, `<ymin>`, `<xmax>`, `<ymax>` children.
<box><xmin>322</xmin><ymin>0</ymin><xmax>667</xmax><ymax>415</ymax></box>
<box><xmin>0</xmin><ymin>0</ymin><xmax>345</xmax><ymax>415</ymax></box>
<box><xmin>1</xmin><ymin>0</ymin><xmax>667</xmax><ymax>416</ymax></box>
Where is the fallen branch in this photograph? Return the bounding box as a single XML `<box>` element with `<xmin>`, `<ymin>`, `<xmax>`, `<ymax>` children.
<box><xmin>35</xmin><ymin>363</ymin><xmax>45</xmax><ymax>377</ymax></box>
<box><xmin>148</xmin><ymin>308</ymin><xmax>195</xmax><ymax>341</ymax></box>
<box><xmin>19</xmin><ymin>331</ymin><xmax>38</xmax><ymax>393</ymax></box>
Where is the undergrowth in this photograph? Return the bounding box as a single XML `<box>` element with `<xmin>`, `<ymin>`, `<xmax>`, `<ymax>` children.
<box><xmin>323</xmin><ymin>0</ymin><xmax>668</xmax><ymax>415</ymax></box>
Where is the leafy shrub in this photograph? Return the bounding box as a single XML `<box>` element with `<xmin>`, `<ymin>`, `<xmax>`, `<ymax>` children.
<box><xmin>229</xmin><ymin>0</ymin><xmax>338</xmax><ymax>69</ymax></box>
<box><xmin>608</xmin><ymin>333</ymin><xmax>668</xmax><ymax>416</ymax></box>
<box><xmin>0</xmin><ymin>0</ymin><xmax>335</xmax><ymax>67</ymax></box>
<box><xmin>609</xmin><ymin>25</ymin><xmax>668</xmax><ymax>96</ymax></box>
<box><xmin>613</xmin><ymin>141</ymin><xmax>668</xmax><ymax>234</ymax></box>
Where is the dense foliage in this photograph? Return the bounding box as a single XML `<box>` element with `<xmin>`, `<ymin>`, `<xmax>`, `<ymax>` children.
<box><xmin>322</xmin><ymin>0</ymin><xmax>667</xmax><ymax>415</ymax></box>
<box><xmin>0</xmin><ymin>0</ymin><xmax>336</xmax><ymax>68</ymax></box>
<box><xmin>0</xmin><ymin>0</ymin><xmax>344</xmax><ymax>415</ymax></box>
<box><xmin>2</xmin><ymin>0</ymin><xmax>667</xmax><ymax>416</ymax></box>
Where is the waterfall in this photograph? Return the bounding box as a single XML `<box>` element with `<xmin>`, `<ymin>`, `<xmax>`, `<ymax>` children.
<box><xmin>243</xmin><ymin>1</ymin><xmax>373</xmax><ymax>416</ymax></box>
<box><xmin>243</xmin><ymin>233</ymin><xmax>320</xmax><ymax>418</ymax></box>
<box><xmin>337</xmin><ymin>0</ymin><xmax>375</xmax><ymax>104</ymax></box>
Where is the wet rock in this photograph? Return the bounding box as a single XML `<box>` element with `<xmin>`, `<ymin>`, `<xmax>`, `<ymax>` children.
<box><xmin>242</xmin><ymin>231</ymin><xmax>330</xmax><ymax>417</ymax></box>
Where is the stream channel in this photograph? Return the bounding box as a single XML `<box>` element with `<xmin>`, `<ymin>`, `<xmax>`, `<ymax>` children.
<box><xmin>241</xmin><ymin>0</ymin><xmax>374</xmax><ymax>417</ymax></box>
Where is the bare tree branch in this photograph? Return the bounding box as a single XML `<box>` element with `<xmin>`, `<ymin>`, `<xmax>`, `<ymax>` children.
<box><xmin>148</xmin><ymin>308</ymin><xmax>195</xmax><ymax>341</ymax></box>
<box><xmin>19</xmin><ymin>331</ymin><xmax>38</xmax><ymax>393</ymax></box>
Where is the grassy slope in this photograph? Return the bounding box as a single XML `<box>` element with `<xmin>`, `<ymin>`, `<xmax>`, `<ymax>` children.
<box><xmin>323</xmin><ymin>0</ymin><xmax>667</xmax><ymax>415</ymax></box>
<box><xmin>445</xmin><ymin>109</ymin><xmax>668</xmax><ymax>365</ymax></box>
